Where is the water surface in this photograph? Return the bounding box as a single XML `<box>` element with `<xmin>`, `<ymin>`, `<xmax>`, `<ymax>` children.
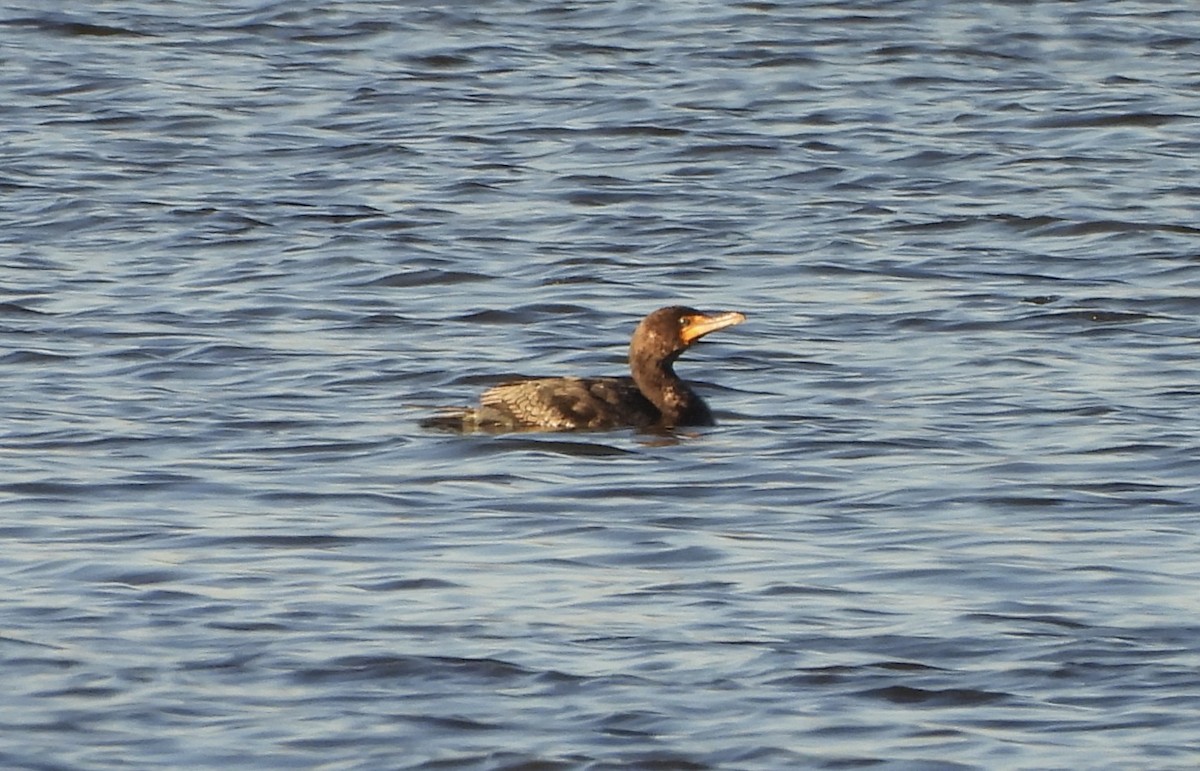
<box><xmin>3</xmin><ymin>2</ymin><xmax>1200</xmax><ymax>769</ymax></box>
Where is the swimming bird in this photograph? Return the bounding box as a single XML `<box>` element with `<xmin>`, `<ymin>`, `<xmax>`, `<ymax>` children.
<box><xmin>422</xmin><ymin>305</ymin><xmax>745</xmax><ymax>432</ymax></box>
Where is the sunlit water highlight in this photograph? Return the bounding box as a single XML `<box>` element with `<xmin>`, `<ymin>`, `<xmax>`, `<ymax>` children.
<box><xmin>3</xmin><ymin>2</ymin><xmax>1200</xmax><ymax>769</ymax></box>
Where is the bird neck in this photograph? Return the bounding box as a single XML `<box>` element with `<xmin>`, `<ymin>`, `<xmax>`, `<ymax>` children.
<box><xmin>630</xmin><ymin>351</ymin><xmax>697</xmax><ymax>424</ymax></box>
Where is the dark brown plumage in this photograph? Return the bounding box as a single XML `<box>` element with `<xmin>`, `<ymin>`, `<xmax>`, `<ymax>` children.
<box><xmin>422</xmin><ymin>306</ymin><xmax>746</xmax><ymax>432</ymax></box>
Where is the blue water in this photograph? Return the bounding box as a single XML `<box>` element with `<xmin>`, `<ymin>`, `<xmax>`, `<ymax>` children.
<box><xmin>3</xmin><ymin>2</ymin><xmax>1200</xmax><ymax>768</ymax></box>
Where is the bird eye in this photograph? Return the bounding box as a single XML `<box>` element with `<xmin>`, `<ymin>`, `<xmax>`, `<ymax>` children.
<box><xmin>678</xmin><ymin>316</ymin><xmax>690</xmax><ymax>327</ymax></box>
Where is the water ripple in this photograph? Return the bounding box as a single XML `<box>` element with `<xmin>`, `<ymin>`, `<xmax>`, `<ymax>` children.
<box><xmin>3</xmin><ymin>1</ymin><xmax>1200</xmax><ymax>769</ymax></box>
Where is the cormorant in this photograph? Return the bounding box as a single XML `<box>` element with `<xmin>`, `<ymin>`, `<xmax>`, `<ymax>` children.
<box><xmin>422</xmin><ymin>305</ymin><xmax>745</xmax><ymax>432</ymax></box>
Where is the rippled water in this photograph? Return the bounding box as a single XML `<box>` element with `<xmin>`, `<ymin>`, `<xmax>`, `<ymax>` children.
<box><xmin>4</xmin><ymin>1</ymin><xmax>1200</xmax><ymax>768</ymax></box>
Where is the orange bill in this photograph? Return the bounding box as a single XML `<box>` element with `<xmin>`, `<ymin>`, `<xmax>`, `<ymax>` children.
<box><xmin>680</xmin><ymin>311</ymin><xmax>746</xmax><ymax>345</ymax></box>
